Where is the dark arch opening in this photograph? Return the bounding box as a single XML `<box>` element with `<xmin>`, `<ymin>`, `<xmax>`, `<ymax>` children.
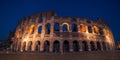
<box><xmin>63</xmin><ymin>40</ymin><xmax>69</xmax><ymax>52</ymax></box>
<box><xmin>53</xmin><ymin>40</ymin><xmax>60</xmax><ymax>53</ymax></box>
<box><xmin>102</xmin><ymin>42</ymin><xmax>106</xmax><ymax>51</ymax></box>
<box><xmin>97</xmin><ymin>42</ymin><xmax>101</xmax><ymax>51</ymax></box>
<box><xmin>62</xmin><ymin>24</ymin><xmax>68</xmax><ymax>32</ymax></box>
<box><xmin>44</xmin><ymin>41</ymin><xmax>50</xmax><ymax>52</ymax></box>
<box><xmin>88</xmin><ymin>26</ymin><xmax>92</xmax><ymax>33</ymax></box>
<box><xmin>90</xmin><ymin>41</ymin><xmax>96</xmax><ymax>51</ymax></box>
<box><xmin>46</xmin><ymin>23</ymin><xmax>51</xmax><ymax>34</ymax></box>
<box><xmin>99</xmin><ymin>27</ymin><xmax>104</xmax><ymax>35</ymax></box>
<box><xmin>54</xmin><ymin>23</ymin><xmax>60</xmax><ymax>31</ymax></box>
<box><xmin>71</xmin><ymin>24</ymin><xmax>78</xmax><ymax>32</ymax></box>
<box><xmin>35</xmin><ymin>41</ymin><xmax>40</xmax><ymax>52</ymax></box>
<box><xmin>82</xmin><ymin>41</ymin><xmax>88</xmax><ymax>51</ymax></box>
<box><xmin>22</xmin><ymin>42</ymin><xmax>26</xmax><ymax>51</ymax></box>
<box><xmin>38</xmin><ymin>26</ymin><xmax>42</xmax><ymax>34</ymax></box>
<box><xmin>73</xmin><ymin>41</ymin><xmax>79</xmax><ymax>52</ymax></box>
<box><xmin>28</xmin><ymin>41</ymin><xmax>32</xmax><ymax>52</ymax></box>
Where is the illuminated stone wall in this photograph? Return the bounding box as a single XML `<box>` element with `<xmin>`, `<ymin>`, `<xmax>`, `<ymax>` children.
<box><xmin>11</xmin><ymin>11</ymin><xmax>115</xmax><ymax>53</ymax></box>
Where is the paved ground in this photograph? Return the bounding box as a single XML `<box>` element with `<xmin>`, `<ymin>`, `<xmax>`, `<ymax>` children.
<box><xmin>0</xmin><ymin>51</ymin><xmax>120</xmax><ymax>60</ymax></box>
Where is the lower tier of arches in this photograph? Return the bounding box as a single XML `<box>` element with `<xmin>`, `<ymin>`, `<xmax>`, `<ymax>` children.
<box><xmin>12</xmin><ymin>40</ymin><xmax>114</xmax><ymax>53</ymax></box>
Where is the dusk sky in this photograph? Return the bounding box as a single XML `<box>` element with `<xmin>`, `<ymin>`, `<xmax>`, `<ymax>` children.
<box><xmin>0</xmin><ymin>0</ymin><xmax>120</xmax><ymax>42</ymax></box>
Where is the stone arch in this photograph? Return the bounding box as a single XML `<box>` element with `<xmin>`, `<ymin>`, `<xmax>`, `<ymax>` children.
<box><xmin>88</xmin><ymin>26</ymin><xmax>92</xmax><ymax>33</ymax></box>
<box><xmin>90</xmin><ymin>41</ymin><xmax>96</xmax><ymax>51</ymax></box>
<box><xmin>53</xmin><ymin>40</ymin><xmax>60</xmax><ymax>53</ymax></box>
<box><xmin>73</xmin><ymin>40</ymin><xmax>79</xmax><ymax>52</ymax></box>
<box><xmin>97</xmin><ymin>42</ymin><xmax>101</xmax><ymax>51</ymax></box>
<box><xmin>27</xmin><ymin>41</ymin><xmax>32</xmax><ymax>51</ymax></box>
<box><xmin>102</xmin><ymin>42</ymin><xmax>106</xmax><ymax>51</ymax></box>
<box><xmin>35</xmin><ymin>41</ymin><xmax>40</xmax><ymax>52</ymax></box>
<box><xmin>63</xmin><ymin>40</ymin><xmax>69</xmax><ymax>52</ymax></box>
<box><xmin>54</xmin><ymin>23</ymin><xmax>60</xmax><ymax>31</ymax></box>
<box><xmin>80</xmin><ymin>24</ymin><xmax>86</xmax><ymax>32</ymax></box>
<box><xmin>62</xmin><ymin>22</ymin><xmax>70</xmax><ymax>32</ymax></box>
<box><xmin>45</xmin><ymin>23</ymin><xmax>51</xmax><ymax>34</ymax></box>
<box><xmin>38</xmin><ymin>26</ymin><xmax>42</xmax><ymax>34</ymax></box>
<box><xmin>82</xmin><ymin>41</ymin><xmax>88</xmax><ymax>51</ymax></box>
<box><xmin>44</xmin><ymin>40</ymin><xmax>50</xmax><ymax>52</ymax></box>
<box><xmin>30</xmin><ymin>24</ymin><xmax>35</xmax><ymax>34</ymax></box>
<box><xmin>93</xmin><ymin>25</ymin><xmax>99</xmax><ymax>34</ymax></box>
<box><xmin>22</xmin><ymin>42</ymin><xmax>26</xmax><ymax>51</ymax></box>
<box><xmin>71</xmin><ymin>23</ymin><xmax>78</xmax><ymax>32</ymax></box>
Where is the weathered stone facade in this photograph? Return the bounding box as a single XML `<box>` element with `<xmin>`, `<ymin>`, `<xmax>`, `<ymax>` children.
<box><xmin>12</xmin><ymin>11</ymin><xmax>115</xmax><ymax>53</ymax></box>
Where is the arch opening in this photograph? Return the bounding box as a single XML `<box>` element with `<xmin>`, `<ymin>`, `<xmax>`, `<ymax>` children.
<box><xmin>73</xmin><ymin>41</ymin><xmax>79</xmax><ymax>52</ymax></box>
<box><xmin>54</xmin><ymin>23</ymin><xmax>60</xmax><ymax>31</ymax></box>
<box><xmin>38</xmin><ymin>26</ymin><xmax>42</xmax><ymax>34</ymax></box>
<box><xmin>80</xmin><ymin>24</ymin><xmax>86</xmax><ymax>32</ymax></box>
<box><xmin>90</xmin><ymin>41</ymin><xmax>96</xmax><ymax>51</ymax></box>
<box><xmin>53</xmin><ymin>40</ymin><xmax>60</xmax><ymax>53</ymax></box>
<box><xmin>63</xmin><ymin>40</ymin><xmax>69</xmax><ymax>52</ymax></box>
<box><xmin>97</xmin><ymin>42</ymin><xmax>101</xmax><ymax>51</ymax></box>
<box><xmin>88</xmin><ymin>26</ymin><xmax>92</xmax><ymax>33</ymax></box>
<box><xmin>71</xmin><ymin>24</ymin><xmax>78</xmax><ymax>32</ymax></box>
<box><xmin>44</xmin><ymin>41</ymin><xmax>50</xmax><ymax>52</ymax></box>
<box><xmin>82</xmin><ymin>41</ymin><xmax>88</xmax><ymax>51</ymax></box>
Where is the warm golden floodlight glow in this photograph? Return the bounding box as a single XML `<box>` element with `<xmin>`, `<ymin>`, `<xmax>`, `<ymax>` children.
<box><xmin>93</xmin><ymin>25</ymin><xmax>99</xmax><ymax>34</ymax></box>
<box><xmin>80</xmin><ymin>24</ymin><xmax>86</xmax><ymax>32</ymax></box>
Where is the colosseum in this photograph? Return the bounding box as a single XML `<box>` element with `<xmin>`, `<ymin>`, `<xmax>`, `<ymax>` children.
<box><xmin>11</xmin><ymin>11</ymin><xmax>115</xmax><ymax>53</ymax></box>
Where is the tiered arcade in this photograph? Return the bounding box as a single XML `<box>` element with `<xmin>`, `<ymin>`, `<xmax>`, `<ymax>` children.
<box><xmin>12</xmin><ymin>11</ymin><xmax>115</xmax><ymax>53</ymax></box>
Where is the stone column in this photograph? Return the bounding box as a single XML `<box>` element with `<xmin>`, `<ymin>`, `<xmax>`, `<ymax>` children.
<box><xmin>79</xmin><ymin>41</ymin><xmax>83</xmax><ymax>51</ymax></box>
<box><xmin>87</xmin><ymin>41</ymin><xmax>91</xmax><ymax>51</ymax></box>
<box><xmin>40</xmin><ymin>41</ymin><xmax>44</xmax><ymax>52</ymax></box>
<box><xmin>49</xmin><ymin>41</ymin><xmax>53</xmax><ymax>52</ymax></box>
<box><xmin>60</xmin><ymin>41</ymin><xmax>63</xmax><ymax>53</ymax></box>
<box><xmin>100</xmin><ymin>42</ymin><xmax>103</xmax><ymax>51</ymax></box>
<box><xmin>94</xmin><ymin>42</ymin><xmax>97</xmax><ymax>51</ymax></box>
<box><xmin>70</xmin><ymin>41</ymin><xmax>73</xmax><ymax>52</ymax></box>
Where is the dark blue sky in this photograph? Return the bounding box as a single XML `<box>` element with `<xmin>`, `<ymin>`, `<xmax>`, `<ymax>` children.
<box><xmin>0</xmin><ymin>0</ymin><xmax>120</xmax><ymax>42</ymax></box>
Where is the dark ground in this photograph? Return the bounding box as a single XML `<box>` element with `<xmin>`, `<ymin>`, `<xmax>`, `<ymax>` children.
<box><xmin>0</xmin><ymin>51</ymin><xmax>120</xmax><ymax>60</ymax></box>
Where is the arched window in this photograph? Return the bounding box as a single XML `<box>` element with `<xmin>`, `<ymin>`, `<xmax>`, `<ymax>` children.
<box><xmin>71</xmin><ymin>24</ymin><xmax>78</xmax><ymax>32</ymax></box>
<box><xmin>88</xmin><ymin>26</ymin><xmax>92</xmax><ymax>33</ymax></box>
<box><xmin>35</xmin><ymin>41</ymin><xmax>40</xmax><ymax>52</ymax></box>
<box><xmin>22</xmin><ymin>42</ymin><xmax>26</xmax><ymax>51</ymax></box>
<box><xmin>62</xmin><ymin>24</ymin><xmax>68</xmax><ymax>32</ymax></box>
<box><xmin>80</xmin><ymin>24</ymin><xmax>86</xmax><ymax>32</ymax></box>
<box><xmin>93</xmin><ymin>26</ymin><xmax>99</xmax><ymax>34</ymax></box>
<box><xmin>28</xmin><ymin>41</ymin><xmax>32</xmax><ymax>51</ymax></box>
<box><xmin>30</xmin><ymin>24</ymin><xmax>35</xmax><ymax>34</ymax></box>
<box><xmin>44</xmin><ymin>41</ymin><xmax>50</xmax><ymax>52</ymax></box>
<box><xmin>54</xmin><ymin>23</ymin><xmax>60</xmax><ymax>31</ymax></box>
<box><xmin>99</xmin><ymin>27</ymin><xmax>104</xmax><ymax>35</ymax></box>
<box><xmin>73</xmin><ymin>41</ymin><xmax>79</xmax><ymax>52</ymax></box>
<box><xmin>102</xmin><ymin>42</ymin><xmax>106</xmax><ymax>51</ymax></box>
<box><xmin>97</xmin><ymin>42</ymin><xmax>101</xmax><ymax>51</ymax></box>
<box><xmin>53</xmin><ymin>40</ymin><xmax>60</xmax><ymax>53</ymax></box>
<box><xmin>90</xmin><ymin>41</ymin><xmax>95</xmax><ymax>51</ymax></box>
<box><xmin>45</xmin><ymin>23</ymin><xmax>51</xmax><ymax>34</ymax></box>
<box><xmin>38</xmin><ymin>26</ymin><xmax>42</xmax><ymax>34</ymax></box>
<box><xmin>63</xmin><ymin>40</ymin><xmax>69</xmax><ymax>52</ymax></box>
<box><xmin>82</xmin><ymin>41</ymin><xmax>88</xmax><ymax>51</ymax></box>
